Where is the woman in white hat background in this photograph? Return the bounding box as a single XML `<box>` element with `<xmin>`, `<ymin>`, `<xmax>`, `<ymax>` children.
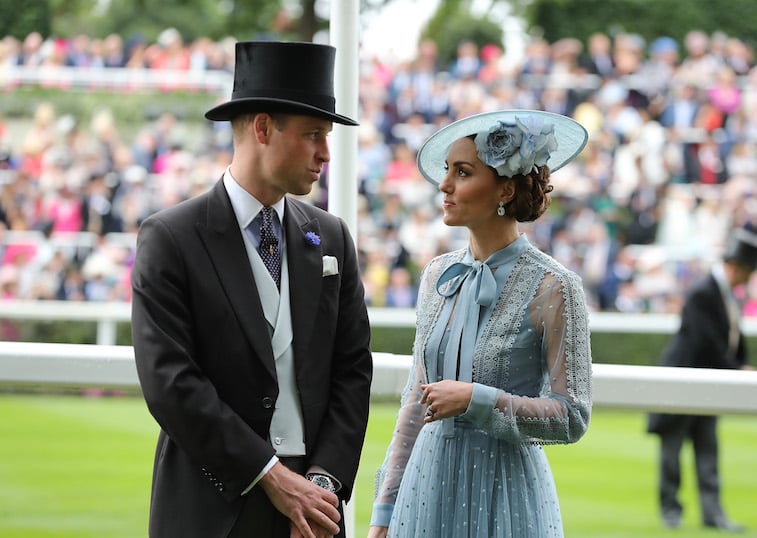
<box><xmin>369</xmin><ymin>110</ymin><xmax>593</xmax><ymax>537</ymax></box>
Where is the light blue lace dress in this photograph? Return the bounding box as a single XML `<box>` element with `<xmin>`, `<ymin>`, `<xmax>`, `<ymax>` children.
<box><xmin>371</xmin><ymin>234</ymin><xmax>592</xmax><ymax>537</ymax></box>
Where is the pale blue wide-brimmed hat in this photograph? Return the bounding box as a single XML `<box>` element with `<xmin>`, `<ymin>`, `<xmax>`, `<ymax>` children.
<box><xmin>417</xmin><ymin>109</ymin><xmax>589</xmax><ymax>185</ymax></box>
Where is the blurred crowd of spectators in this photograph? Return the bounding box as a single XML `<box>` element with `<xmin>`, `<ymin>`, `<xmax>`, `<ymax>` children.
<box><xmin>2</xmin><ymin>27</ymin><xmax>757</xmax><ymax>316</ymax></box>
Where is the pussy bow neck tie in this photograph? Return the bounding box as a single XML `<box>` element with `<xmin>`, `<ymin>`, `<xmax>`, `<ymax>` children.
<box><xmin>434</xmin><ymin>250</ymin><xmax>509</xmax><ymax>436</ymax></box>
<box><xmin>436</xmin><ymin>258</ymin><xmax>498</xmax><ymax>308</ymax></box>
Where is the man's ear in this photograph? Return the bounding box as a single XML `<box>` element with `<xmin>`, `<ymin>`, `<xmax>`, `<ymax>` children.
<box><xmin>252</xmin><ymin>113</ymin><xmax>273</xmax><ymax>143</ymax></box>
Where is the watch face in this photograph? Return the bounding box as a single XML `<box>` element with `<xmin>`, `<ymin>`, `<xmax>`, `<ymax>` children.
<box><xmin>309</xmin><ymin>474</ymin><xmax>336</xmax><ymax>493</ymax></box>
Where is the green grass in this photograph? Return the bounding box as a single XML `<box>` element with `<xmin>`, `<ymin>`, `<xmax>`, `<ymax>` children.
<box><xmin>1</xmin><ymin>394</ymin><xmax>756</xmax><ymax>537</ymax></box>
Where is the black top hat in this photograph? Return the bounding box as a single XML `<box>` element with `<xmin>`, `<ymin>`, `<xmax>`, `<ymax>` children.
<box><xmin>723</xmin><ymin>227</ymin><xmax>757</xmax><ymax>270</ymax></box>
<box><xmin>205</xmin><ymin>41</ymin><xmax>358</xmax><ymax>126</ymax></box>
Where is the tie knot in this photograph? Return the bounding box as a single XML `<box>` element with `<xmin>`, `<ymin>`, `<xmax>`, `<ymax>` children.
<box><xmin>261</xmin><ymin>206</ymin><xmax>274</xmax><ymax>224</ymax></box>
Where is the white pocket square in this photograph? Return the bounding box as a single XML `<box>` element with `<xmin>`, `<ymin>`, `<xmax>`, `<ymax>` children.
<box><xmin>322</xmin><ymin>256</ymin><xmax>339</xmax><ymax>277</ymax></box>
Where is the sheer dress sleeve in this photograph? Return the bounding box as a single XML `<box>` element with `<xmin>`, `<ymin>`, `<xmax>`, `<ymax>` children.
<box><xmin>462</xmin><ymin>269</ymin><xmax>592</xmax><ymax>445</ymax></box>
<box><xmin>371</xmin><ymin>258</ymin><xmax>443</xmax><ymax>525</ymax></box>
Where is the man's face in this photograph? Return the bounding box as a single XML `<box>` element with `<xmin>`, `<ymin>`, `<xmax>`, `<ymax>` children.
<box><xmin>265</xmin><ymin>114</ymin><xmax>333</xmax><ymax>197</ymax></box>
<box><xmin>734</xmin><ymin>264</ymin><xmax>754</xmax><ymax>287</ymax></box>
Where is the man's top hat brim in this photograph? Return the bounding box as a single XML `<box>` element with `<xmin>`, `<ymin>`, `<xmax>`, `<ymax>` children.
<box><xmin>205</xmin><ymin>97</ymin><xmax>358</xmax><ymax>125</ymax></box>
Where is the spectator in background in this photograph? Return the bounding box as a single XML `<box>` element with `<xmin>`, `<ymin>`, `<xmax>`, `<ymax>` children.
<box><xmin>647</xmin><ymin>227</ymin><xmax>756</xmax><ymax>532</ymax></box>
<box><xmin>66</xmin><ymin>34</ymin><xmax>92</xmax><ymax>67</ymax></box>
<box><xmin>477</xmin><ymin>43</ymin><xmax>505</xmax><ymax>88</ymax></box>
<box><xmin>677</xmin><ymin>30</ymin><xmax>722</xmax><ymax>89</ymax></box>
<box><xmin>579</xmin><ymin>32</ymin><xmax>615</xmax><ymax>78</ymax></box>
<box><xmin>448</xmin><ymin>39</ymin><xmax>480</xmax><ymax>80</ymax></box>
<box><xmin>44</xmin><ymin>180</ymin><xmax>83</xmax><ymax>233</ymax></box>
<box><xmin>102</xmin><ymin>33</ymin><xmax>126</xmax><ymax>68</ymax></box>
<box><xmin>639</xmin><ymin>36</ymin><xmax>680</xmax><ymax>110</ymax></box>
<box><xmin>386</xmin><ymin>39</ymin><xmax>438</xmax><ymax>126</ymax></box>
<box><xmin>357</xmin><ymin>123</ymin><xmax>391</xmax><ymax>206</ymax></box>
<box><xmin>384</xmin><ymin>266</ymin><xmax>416</xmax><ymax>307</ymax></box>
<box><xmin>149</xmin><ymin>27</ymin><xmax>190</xmax><ymax>71</ymax></box>
<box><xmin>18</xmin><ymin>31</ymin><xmax>44</xmax><ymax>66</ymax></box>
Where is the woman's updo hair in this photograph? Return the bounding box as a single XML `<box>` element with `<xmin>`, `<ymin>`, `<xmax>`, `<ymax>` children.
<box><xmin>501</xmin><ymin>165</ymin><xmax>553</xmax><ymax>222</ymax></box>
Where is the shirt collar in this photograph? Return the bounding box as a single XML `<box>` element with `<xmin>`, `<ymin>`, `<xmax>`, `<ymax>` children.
<box><xmin>712</xmin><ymin>262</ymin><xmax>731</xmax><ymax>295</ymax></box>
<box><xmin>222</xmin><ymin>167</ymin><xmax>286</xmax><ymax>229</ymax></box>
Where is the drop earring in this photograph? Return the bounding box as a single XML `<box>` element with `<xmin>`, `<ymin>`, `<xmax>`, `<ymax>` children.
<box><xmin>497</xmin><ymin>201</ymin><xmax>506</xmax><ymax>216</ymax></box>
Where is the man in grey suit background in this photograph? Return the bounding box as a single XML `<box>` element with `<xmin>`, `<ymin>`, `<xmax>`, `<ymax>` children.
<box><xmin>648</xmin><ymin>227</ymin><xmax>756</xmax><ymax>533</ymax></box>
<box><xmin>131</xmin><ymin>41</ymin><xmax>373</xmax><ymax>538</ymax></box>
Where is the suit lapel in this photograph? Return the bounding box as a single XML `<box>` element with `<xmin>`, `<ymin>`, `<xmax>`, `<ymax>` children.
<box><xmin>284</xmin><ymin>199</ymin><xmax>323</xmax><ymax>363</ymax></box>
<box><xmin>197</xmin><ymin>181</ymin><xmax>277</xmax><ymax>380</ymax></box>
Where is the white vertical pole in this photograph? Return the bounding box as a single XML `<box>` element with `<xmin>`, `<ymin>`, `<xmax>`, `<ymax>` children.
<box><xmin>330</xmin><ymin>5</ymin><xmax>361</xmax><ymax>536</ymax></box>
<box><xmin>329</xmin><ymin>0</ymin><xmax>360</xmax><ymax>240</ymax></box>
<box><xmin>330</xmin><ymin>5</ymin><xmax>360</xmax><ymax>535</ymax></box>
<box><xmin>330</xmin><ymin>3</ymin><xmax>361</xmax><ymax>535</ymax></box>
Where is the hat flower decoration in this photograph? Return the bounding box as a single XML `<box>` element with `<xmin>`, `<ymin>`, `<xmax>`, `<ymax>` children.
<box><xmin>474</xmin><ymin>116</ymin><xmax>558</xmax><ymax>177</ymax></box>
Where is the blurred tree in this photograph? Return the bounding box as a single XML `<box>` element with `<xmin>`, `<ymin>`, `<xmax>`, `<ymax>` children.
<box><xmin>14</xmin><ymin>0</ymin><xmax>757</xmax><ymax>59</ymax></box>
<box><xmin>0</xmin><ymin>0</ymin><xmax>50</xmax><ymax>39</ymax></box>
<box><xmin>62</xmin><ymin>0</ymin><xmax>227</xmax><ymax>42</ymax></box>
<box><xmin>49</xmin><ymin>0</ymin><xmax>100</xmax><ymax>36</ymax></box>
<box><xmin>421</xmin><ymin>0</ymin><xmax>504</xmax><ymax>67</ymax></box>
<box><xmin>522</xmin><ymin>0</ymin><xmax>757</xmax><ymax>46</ymax></box>
<box><xmin>45</xmin><ymin>0</ymin><xmax>349</xmax><ymax>44</ymax></box>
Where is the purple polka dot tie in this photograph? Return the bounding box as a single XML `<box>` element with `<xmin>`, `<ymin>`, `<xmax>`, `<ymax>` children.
<box><xmin>259</xmin><ymin>206</ymin><xmax>281</xmax><ymax>289</ymax></box>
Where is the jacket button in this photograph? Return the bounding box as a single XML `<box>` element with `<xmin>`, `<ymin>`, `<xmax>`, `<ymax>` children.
<box><xmin>261</xmin><ymin>397</ymin><xmax>274</xmax><ymax>409</ymax></box>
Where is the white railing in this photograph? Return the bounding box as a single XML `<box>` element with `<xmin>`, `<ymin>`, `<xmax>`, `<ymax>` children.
<box><xmin>0</xmin><ymin>65</ymin><xmax>232</xmax><ymax>93</ymax></box>
<box><xmin>1</xmin><ymin>341</ymin><xmax>757</xmax><ymax>415</ymax></box>
<box><xmin>0</xmin><ymin>65</ymin><xmax>602</xmax><ymax>94</ymax></box>
<box><xmin>4</xmin><ymin>300</ymin><xmax>757</xmax><ymax>346</ymax></box>
<box><xmin>0</xmin><ymin>300</ymin><xmax>132</xmax><ymax>345</ymax></box>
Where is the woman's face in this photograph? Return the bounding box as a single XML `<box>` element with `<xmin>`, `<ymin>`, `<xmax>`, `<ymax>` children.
<box><xmin>438</xmin><ymin>137</ymin><xmax>506</xmax><ymax>230</ymax></box>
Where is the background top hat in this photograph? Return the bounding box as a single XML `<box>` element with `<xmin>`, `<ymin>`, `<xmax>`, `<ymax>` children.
<box><xmin>205</xmin><ymin>41</ymin><xmax>358</xmax><ymax>126</ymax></box>
<box><xmin>723</xmin><ymin>227</ymin><xmax>757</xmax><ymax>270</ymax></box>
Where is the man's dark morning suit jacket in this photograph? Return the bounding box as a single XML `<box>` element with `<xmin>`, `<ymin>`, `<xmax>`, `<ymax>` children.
<box><xmin>131</xmin><ymin>179</ymin><xmax>373</xmax><ymax>537</ymax></box>
<box><xmin>648</xmin><ymin>271</ymin><xmax>746</xmax><ymax>432</ymax></box>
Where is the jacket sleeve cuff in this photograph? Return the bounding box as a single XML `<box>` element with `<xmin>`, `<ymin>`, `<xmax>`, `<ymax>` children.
<box><xmin>241</xmin><ymin>455</ymin><xmax>278</xmax><ymax>495</ymax></box>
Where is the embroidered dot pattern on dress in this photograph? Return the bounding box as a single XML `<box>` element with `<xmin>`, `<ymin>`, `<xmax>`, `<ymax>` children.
<box><xmin>259</xmin><ymin>206</ymin><xmax>281</xmax><ymax>288</ymax></box>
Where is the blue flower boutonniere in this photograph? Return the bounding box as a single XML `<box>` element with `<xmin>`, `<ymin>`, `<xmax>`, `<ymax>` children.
<box><xmin>305</xmin><ymin>231</ymin><xmax>321</xmax><ymax>246</ymax></box>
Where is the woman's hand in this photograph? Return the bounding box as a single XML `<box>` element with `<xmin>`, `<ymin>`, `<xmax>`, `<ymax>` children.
<box><xmin>367</xmin><ymin>526</ymin><xmax>389</xmax><ymax>538</ymax></box>
<box><xmin>420</xmin><ymin>380</ymin><xmax>473</xmax><ymax>423</ymax></box>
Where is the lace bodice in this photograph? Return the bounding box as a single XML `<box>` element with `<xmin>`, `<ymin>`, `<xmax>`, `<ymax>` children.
<box><xmin>374</xmin><ymin>239</ymin><xmax>592</xmax><ymax>509</ymax></box>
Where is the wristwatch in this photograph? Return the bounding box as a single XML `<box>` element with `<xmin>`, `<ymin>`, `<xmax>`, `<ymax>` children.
<box><xmin>306</xmin><ymin>473</ymin><xmax>337</xmax><ymax>494</ymax></box>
